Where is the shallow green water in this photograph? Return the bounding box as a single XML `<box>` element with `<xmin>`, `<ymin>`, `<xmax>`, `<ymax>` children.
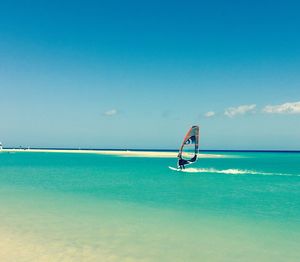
<box><xmin>0</xmin><ymin>151</ymin><xmax>299</xmax><ymax>261</ymax></box>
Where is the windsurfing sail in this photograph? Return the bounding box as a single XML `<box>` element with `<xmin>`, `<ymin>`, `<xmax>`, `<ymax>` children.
<box><xmin>178</xmin><ymin>126</ymin><xmax>199</xmax><ymax>165</ymax></box>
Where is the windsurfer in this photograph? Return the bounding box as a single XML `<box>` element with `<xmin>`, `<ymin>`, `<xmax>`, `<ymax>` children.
<box><xmin>178</xmin><ymin>153</ymin><xmax>197</xmax><ymax>169</ymax></box>
<box><xmin>178</xmin><ymin>153</ymin><xmax>188</xmax><ymax>169</ymax></box>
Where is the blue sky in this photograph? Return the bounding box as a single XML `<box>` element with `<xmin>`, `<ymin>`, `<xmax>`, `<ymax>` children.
<box><xmin>0</xmin><ymin>0</ymin><xmax>300</xmax><ymax>149</ymax></box>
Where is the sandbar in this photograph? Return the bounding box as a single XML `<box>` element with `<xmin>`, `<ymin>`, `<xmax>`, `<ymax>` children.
<box><xmin>1</xmin><ymin>149</ymin><xmax>225</xmax><ymax>158</ymax></box>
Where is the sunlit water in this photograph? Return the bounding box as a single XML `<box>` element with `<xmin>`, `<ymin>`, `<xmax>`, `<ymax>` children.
<box><xmin>0</xmin><ymin>151</ymin><xmax>299</xmax><ymax>261</ymax></box>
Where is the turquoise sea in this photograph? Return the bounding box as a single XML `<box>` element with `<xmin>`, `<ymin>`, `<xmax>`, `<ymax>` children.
<box><xmin>0</xmin><ymin>151</ymin><xmax>299</xmax><ymax>261</ymax></box>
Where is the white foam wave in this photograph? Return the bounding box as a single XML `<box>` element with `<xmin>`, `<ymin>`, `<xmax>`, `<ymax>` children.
<box><xmin>178</xmin><ymin>168</ymin><xmax>300</xmax><ymax>177</ymax></box>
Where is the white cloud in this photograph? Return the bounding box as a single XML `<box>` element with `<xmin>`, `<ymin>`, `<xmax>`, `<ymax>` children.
<box><xmin>103</xmin><ymin>109</ymin><xmax>118</xmax><ymax>116</ymax></box>
<box><xmin>224</xmin><ymin>104</ymin><xmax>256</xmax><ymax>118</ymax></box>
<box><xmin>204</xmin><ymin>111</ymin><xmax>216</xmax><ymax>118</ymax></box>
<box><xmin>263</xmin><ymin>101</ymin><xmax>300</xmax><ymax>114</ymax></box>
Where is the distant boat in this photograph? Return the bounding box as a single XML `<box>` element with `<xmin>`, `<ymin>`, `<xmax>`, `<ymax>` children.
<box><xmin>177</xmin><ymin>126</ymin><xmax>200</xmax><ymax>169</ymax></box>
<box><xmin>0</xmin><ymin>142</ymin><xmax>2</xmax><ymax>150</ymax></box>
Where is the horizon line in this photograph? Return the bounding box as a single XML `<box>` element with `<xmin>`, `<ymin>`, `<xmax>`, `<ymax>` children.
<box><xmin>2</xmin><ymin>147</ymin><xmax>300</xmax><ymax>153</ymax></box>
